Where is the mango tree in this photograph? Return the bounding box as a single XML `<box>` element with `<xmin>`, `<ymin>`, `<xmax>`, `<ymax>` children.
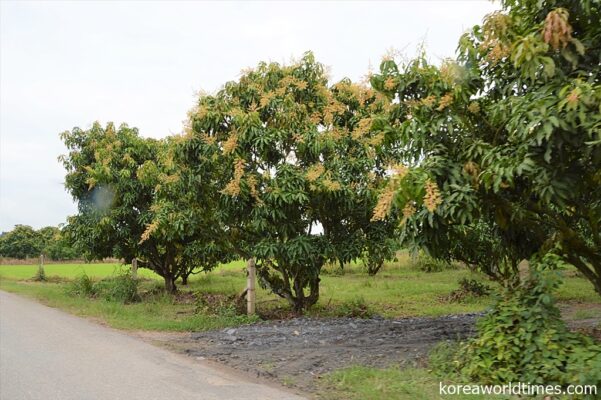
<box><xmin>178</xmin><ymin>53</ymin><xmax>398</xmax><ymax>313</ymax></box>
<box><xmin>371</xmin><ymin>0</ymin><xmax>601</xmax><ymax>294</ymax></box>
<box><xmin>0</xmin><ymin>225</ymin><xmax>43</xmax><ymax>259</ymax></box>
<box><xmin>61</xmin><ymin>122</ymin><xmax>226</xmax><ymax>292</ymax></box>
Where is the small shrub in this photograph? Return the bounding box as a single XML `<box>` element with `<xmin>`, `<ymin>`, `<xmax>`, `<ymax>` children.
<box><xmin>322</xmin><ymin>262</ymin><xmax>345</xmax><ymax>276</ymax></box>
<box><xmin>412</xmin><ymin>252</ymin><xmax>455</xmax><ymax>273</ymax></box>
<box><xmin>32</xmin><ymin>265</ymin><xmax>47</xmax><ymax>282</ymax></box>
<box><xmin>445</xmin><ymin>278</ymin><xmax>491</xmax><ymax>302</ymax></box>
<box><xmin>431</xmin><ymin>254</ymin><xmax>601</xmax><ymax>395</ymax></box>
<box><xmin>67</xmin><ymin>273</ymin><xmax>96</xmax><ymax>297</ymax></box>
<box><xmin>429</xmin><ymin>341</ymin><xmax>466</xmax><ymax>377</ymax></box>
<box><xmin>337</xmin><ymin>297</ymin><xmax>373</xmax><ymax>318</ymax></box>
<box><xmin>94</xmin><ymin>272</ymin><xmax>139</xmax><ymax>303</ymax></box>
<box><xmin>195</xmin><ymin>293</ymin><xmax>242</xmax><ymax>317</ymax></box>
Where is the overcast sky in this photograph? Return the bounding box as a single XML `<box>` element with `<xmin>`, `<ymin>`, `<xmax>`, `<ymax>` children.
<box><xmin>0</xmin><ymin>0</ymin><xmax>498</xmax><ymax>232</ymax></box>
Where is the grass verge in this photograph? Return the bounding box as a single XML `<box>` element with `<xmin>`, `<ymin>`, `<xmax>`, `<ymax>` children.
<box><xmin>320</xmin><ymin>366</ymin><xmax>513</xmax><ymax>400</ymax></box>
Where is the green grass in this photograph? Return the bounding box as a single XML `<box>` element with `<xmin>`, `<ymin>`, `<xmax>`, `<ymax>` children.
<box><xmin>0</xmin><ymin>279</ymin><xmax>258</xmax><ymax>331</ymax></box>
<box><xmin>320</xmin><ymin>366</ymin><xmax>513</xmax><ymax>400</ymax></box>
<box><xmin>0</xmin><ymin>254</ymin><xmax>598</xmax><ymax>331</ymax></box>
<box><xmin>0</xmin><ymin>263</ymin><xmax>160</xmax><ymax>280</ymax></box>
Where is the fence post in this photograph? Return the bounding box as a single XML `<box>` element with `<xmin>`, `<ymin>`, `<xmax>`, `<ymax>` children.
<box><xmin>132</xmin><ymin>258</ymin><xmax>138</xmax><ymax>279</ymax></box>
<box><xmin>247</xmin><ymin>258</ymin><xmax>256</xmax><ymax>315</ymax></box>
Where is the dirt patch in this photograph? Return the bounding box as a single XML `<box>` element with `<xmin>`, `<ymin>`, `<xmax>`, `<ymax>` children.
<box><xmin>130</xmin><ymin>330</ymin><xmax>190</xmax><ymax>344</ymax></box>
<box><xmin>560</xmin><ymin>303</ymin><xmax>601</xmax><ymax>340</ymax></box>
<box><xmin>170</xmin><ymin>314</ymin><xmax>480</xmax><ymax>394</ymax></box>
<box><xmin>127</xmin><ymin>301</ymin><xmax>600</xmax><ymax>396</ymax></box>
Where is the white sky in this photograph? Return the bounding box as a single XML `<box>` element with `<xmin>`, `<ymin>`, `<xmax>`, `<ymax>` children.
<box><xmin>0</xmin><ymin>0</ymin><xmax>498</xmax><ymax>232</ymax></box>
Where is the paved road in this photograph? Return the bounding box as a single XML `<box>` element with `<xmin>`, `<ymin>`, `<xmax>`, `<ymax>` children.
<box><xmin>0</xmin><ymin>290</ymin><xmax>304</xmax><ymax>400</ymax></box>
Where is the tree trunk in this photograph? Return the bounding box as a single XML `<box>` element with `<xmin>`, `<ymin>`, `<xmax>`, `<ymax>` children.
<box><xmin>291</xmin><ymin>275</ymin><xmax>320</xmax><ymax>315</ymax></box>
<box><xmin>367</xmin><ymin>261</ymin><xmax>383</xmax><ymax>276</ymax></box>
<box><xmin>181</xmin><ymin>275</ymin><xmax>188</xmax><ymax>285</ymax></box>
<box><xmin>567</xmin><ymin>254</ymin><xmax>601</xmax><ymax>297</ymax></box>
<box><xmin>164</xmin><ymin>275</ymin><xmax>177</xmax><ymax>294</ymax></box>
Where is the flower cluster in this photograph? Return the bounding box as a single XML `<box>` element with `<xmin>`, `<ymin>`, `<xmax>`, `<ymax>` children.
<box><xmin>322</xmin><ymin>178</ymin><xmax>341</xmax><ymax>192</ymax></box>
<box><xmin>351</xmin><ymin>118</ymin><xmax>373</xmax><ymax>140</ymax></box>
<box><xmin>401</xmin><ymin>202</ymin><xmax>416</xmax><ymax>226</ymax></box>
<box><xmin>371</xmin><ymin>183</ymin><xmax>396</xmax><ymax>221</ymax></box>
<box><xmin>306</xmin><ymin>164</ymin><xmax>325</xmax><ymax>182</ymax></box>
<box><xmin>423</xmin><ymin>179</ymin><xmax>442</xmax><ymax>212</ymax></box>
<box><xmin>437</xmin><ymin>93</ymin><xmax>454</xmax><ymax>111</ymax></box>
<box><xmin>222</xmin><ymin>132</ymin><xmax>238</xmax><ymax>155</ymax></box>
<box><xmin>467</xmin><ymin>102</ymin><xmax>481</xmax><ymax>114</ymax></box>
<box><xmin>384</xmin><ymin>77</ymin><xmax>397</xmax><ymax>90</ymax></box>
<box><xmin>480</xmin><ymin>12</ymin><xmax>512</xmax><ymax>64</ymax></box>
<box><xmin>543</xmin><ymin>8</ymin><xmax>572</xmax><ymax>50</ymax></box>
<box><xmin>222</xmin><ymin>159</ymin><xmax>245</xmax><ymax>197</ymax></box>
<box><xmin>421</xmin><ymin>95</ymin><xmax>436</xmax><ymax>108</ymax></box>
<box><xmin>140</xmin><ymin>220</ymin><xmax>159</xmax><ymax>244</ymax></box>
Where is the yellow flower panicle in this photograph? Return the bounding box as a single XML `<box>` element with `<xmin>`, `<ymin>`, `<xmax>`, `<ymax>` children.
<box><xmin>468</xmin><ymin>102</ymin><xmax>481</xmax><ymax>114</ymax></box>
<box><xmin>351</xmin><ymin>118</ymin><xmax>372</xmax><ymax>140</ymax></box>
<box><xmin>323</xmin><ymin>178</ymin><xmax>341</xmax><ymax>192</ymax></box>
<box><xmin>247</xmin><ymin>175</ymin><xmax>261</xmax><ymax>202</ymax></box>
<box><xmin>296</xmin><ymin>81</ymin><xmax>308</xmax><ymax>90</ymax></box>
<box><xmin>543</xmin><ymin>8</ymin><xmax>573</xmax><ymax>50</ymax></box>
<box><xmin>222</xmin><ymin>133</ymin><xmax>238</xmax><ymax>155</ymax></box>
<box><xmin>384</xmin><ymin>77</ymin><xmax>397</xmax><ymax>90</ymax></box>
<box><xmin>437</xmin><ymin>93</ymin><xmax>454</xmax><ymax>111</ymax></box>
<box><xmin>139</xmin><ymin>221</ymin><xmax>159</xmax><ymax>244</ymax></box>
<box><xmin>480</xmin><ymin>12</ymin><xmax>512</xmax><ymax>64</ymax></box>
<box><xmin>423</xmin><ymin>179</ymin><xmax>443</xmax><ymax>212</ymax></box>
<box><xmin>391</xmin><ymin>163</ymin><xmax>409</xmax><ymax>180</ymax></box>
<box><xmin>421</xmin><ymin>95</ymin><xmax>436</xmax><ymax>108</ymax></box>
<box><xmin>200</xmin><ymin>133</ymin><xmax>217</xmax><ymax>146</ymax></box>
<box><xmin>401</xmin><ymin>202</ymin><xmax>417</xmax><ymax>226</ymax></box>
<box><xmin>259</xmin><ymin>91</ymin><xmax>274</xmax><ymax>108</ymax></box>
<box><xmin>306</xmin><ymin>164</ymin><xmax>325</xmax><ymax>182</ymax></box>
<box><xmin>222</xmin><ymin>159</ymin><xmax>245</xmax><ymax>197</ymax></box>
<box><xmin>368</xmin><ymin>132</ymin><xmax>385</xmax><ymax>147</ymax></box>
<box><xmin>463</xmin><ymin>161</ymin><xmax>479</xmax><ymax>177</ymax></box>
<box><xmin>566</xmin><ymin>88</ymin><xmax>580</xmax><ymax>108</ymax></box>
<box><xmin>463</xmin><ymin>161</ymin><xmax>480</xmax><ymax>187</ymax></box>
<box><xmin>371</xmin><ymin>184</ymin><xmax>396</xmax><ymax>221</ymax></box>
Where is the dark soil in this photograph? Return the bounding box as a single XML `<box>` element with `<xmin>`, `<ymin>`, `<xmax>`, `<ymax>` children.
<box><xmin>148</xmin><ymin>304</ymin><xmax>600</xmax><ymax>397</ymax></box>
<box><xmin>172</xmin><ymin>313</ymin><xmax>481</xmax><ymax>395</ymax></box>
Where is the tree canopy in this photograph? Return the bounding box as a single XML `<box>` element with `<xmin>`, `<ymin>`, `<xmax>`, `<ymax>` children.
<box><xmin>370</xmin><ymin>0</ymin><xmax>601</xmax><ymax>293</ymax></box>
<box><xmin>61</xmin><ymin>122</ymin><xmax>229</xmax><ymax>292</ymax></box>
<box><xmin>0</xmin><ymin>224</ymin><xmax>77</xmax><ymax>260</ymax></box>
<box><xmin>57</xmin><ymin>0</ymin><xmax>601</xmax><ymax>302</ymax></box>
<box><xmin>177</xmin><ymin>53</ymin><xmax>400</xmax><ymax>312</ymax></box>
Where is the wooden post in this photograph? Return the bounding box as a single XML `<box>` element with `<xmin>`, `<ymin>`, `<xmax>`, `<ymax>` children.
<box><xmin>247</xmin><ymin>258</ymin><xmax>256</xmax><ymax>315</ymax></box>
<box><xmin>132</xmin><ymin>258</ymin><xmax>138</xmax><ymax>279</ymax></box>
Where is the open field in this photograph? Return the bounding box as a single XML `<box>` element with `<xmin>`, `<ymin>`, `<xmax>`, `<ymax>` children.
<box><xmin>0</xmin><ymin>255</ymin><xmax>598</xmax><ymax>321</ymax></box>
<box><xmin>0</xmin><ymin>255</ymin><xmax>598</xmax><ymax>332</ymax></box>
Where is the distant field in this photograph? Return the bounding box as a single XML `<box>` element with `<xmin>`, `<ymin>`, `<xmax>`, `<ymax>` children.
<box><xmin>0</xmin><ymin>260</ymin><xmax>248</xmax><ymax>281</ymax></box>
<box><xmin>0</xmin><ymin>263</ymin><xmax>140</xmax><ymax>280</ymax></box>
<box><xmin>1</xmin><ymin>254</ymin><xmax>598</xmax><ymax>321</ymax></box>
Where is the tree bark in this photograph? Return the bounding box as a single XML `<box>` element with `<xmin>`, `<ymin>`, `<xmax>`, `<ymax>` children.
<box><xmin>291</xmin><ymin>275</ymin><xmax>320</xmax><ymax>315</ymax></box>
<box><xmin>164</xmin><ymin>275</ymin><xmax>177</xmax><ymax>294</ymax></box>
